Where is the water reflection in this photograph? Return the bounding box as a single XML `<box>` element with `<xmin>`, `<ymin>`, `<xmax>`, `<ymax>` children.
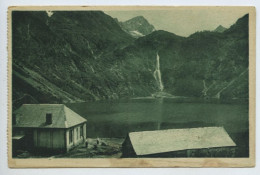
<box><xmin>156</xmin><ymin>98</ymin><xmax>163</xmax><ymax>130</ymax></box>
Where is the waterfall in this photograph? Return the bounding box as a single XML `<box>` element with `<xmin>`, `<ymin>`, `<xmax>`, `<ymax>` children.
<box><xmin>153</xmin><ymin>54</ymin><xmax>164</xmax><ymax>130</ymax></box>
<box><xmin>202</xmin><ymin>80</ymin><xmax>207</xmax><ymax>96</ymax></box>
<box><xmin>153</xmin><ymin>53</ymin><xmax>164</xmax><ymax>91</ymax></box>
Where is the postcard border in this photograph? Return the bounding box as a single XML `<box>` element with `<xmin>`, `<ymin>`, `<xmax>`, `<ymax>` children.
<box><xmin>7</xmin><ymin>6</ymin><xmax>256</xmax><ymax>168</ymax></box>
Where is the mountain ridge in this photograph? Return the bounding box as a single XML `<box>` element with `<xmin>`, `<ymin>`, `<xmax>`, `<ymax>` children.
<box><xmin>12</xmin><ymin>12</ymin><xmax>249</xmax><ymax>108</ymax></box>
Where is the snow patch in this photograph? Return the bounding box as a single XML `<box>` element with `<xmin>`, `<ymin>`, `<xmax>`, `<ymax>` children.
<box><xmin>129</xmin><ymin>30</ymin><xmax>144</xmax><ymax>37</ymax></box>
<box><xmin>46</xmin><ymin>11</ymin><xmax>54</xmax><ymax>17</ymax></box>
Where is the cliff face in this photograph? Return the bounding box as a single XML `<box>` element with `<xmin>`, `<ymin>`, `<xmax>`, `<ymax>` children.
<box><xmin>12</xmin><ymin>11</ymin><xmax>249</xmax><ymax>107</ymax></box>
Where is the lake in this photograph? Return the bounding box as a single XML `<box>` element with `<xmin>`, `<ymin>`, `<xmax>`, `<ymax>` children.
<box><xmin>66</xmin><ymin>98</ymin><xmax>249</xmax><ymax>157</ymax></box>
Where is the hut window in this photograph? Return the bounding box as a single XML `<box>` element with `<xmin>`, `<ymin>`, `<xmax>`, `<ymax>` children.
<box><xmin>76</xmin><ymin>128</ymin><xmax>79</xmax><ymax>140</ymax></box>
<box><xmin>69</xmin><ymin>130</ymin><xmax>73</xmax><ymax>143</ymax></box>
<box><xmin>46</xmin><ymin>113</ymin><xmax>52</xmax><ymax>125</ymax></box>
<box><xmin>80</xmin><ymin>126</ymin><xmax>83</xmax><ymax>138</ymax></box>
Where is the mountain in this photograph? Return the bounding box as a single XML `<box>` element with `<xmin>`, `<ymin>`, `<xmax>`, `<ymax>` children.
<box><xmin>12</xmin><ymin>11</ymin><xmax>135</xmax><ymax>107</ymax></box>
<box><xmin>12</xmin><ymin>12</ymin><xmax>249</xmax><ymax>108</ymax></box>
<box><xmin>118</xmin><ymin>16</ymin><xmax>155</xmax><ymax>38</ymax></box>
<box><xmin>214</xmin><ymin>25</ymin><xmax>227</xmax><ymax>33</ymax></box>
<box><xmin>113</xmin><ymin>14</ymin><xmax>249</xmax><ymax>99</ymax></box>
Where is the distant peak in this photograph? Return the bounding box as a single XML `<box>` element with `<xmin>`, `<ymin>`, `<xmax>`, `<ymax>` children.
<box><xmin>214</xmin><ymin>25</ymin><xmax>227</xmax><ymax>33</ymax></box>
<box><xmin>130</xmin><ymin>16</ymin><xmax>146</xmax><ymax>20</ymax></box>
<box><xmin>217</xmin><ymin>25</ymin><xmax>225</xmax><ymax>28</ymax></box>
<box><xmin>124</xmin><ymin>16</ymin><xmax>149</xmax><ymax>23</ymax></box>
<box><xmin>120</xmin><ymin>15</ymin><xmax>155</xmax><ymax>38</ymax></box>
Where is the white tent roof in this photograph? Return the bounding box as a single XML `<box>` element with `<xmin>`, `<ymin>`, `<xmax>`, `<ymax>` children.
<box><xmin>129</xmin><ymin>127</ymin><xmax>236</xmax><ymax>156</ymax></box>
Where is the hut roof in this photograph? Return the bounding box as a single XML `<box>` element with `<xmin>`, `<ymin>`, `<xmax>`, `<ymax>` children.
<box><xmin>14</xmin><ymin>104</ymin><xmax>87</xmax><ymax>128</ymax></box>
<box><xmin>128</xmin><ymin>127</ymin><xmax>236</xmax><ymax>156</ymax></box>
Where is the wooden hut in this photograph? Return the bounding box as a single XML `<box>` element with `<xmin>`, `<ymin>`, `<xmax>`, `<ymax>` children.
<box><xmin>12</xmin><ymin>104</ymin><xmax>87</xmax><ymax>154</ymax></box>
<box><xmin>122</xmin><ymin>127</ymin><xmax>236</xmax><ymax>157</ymax></box>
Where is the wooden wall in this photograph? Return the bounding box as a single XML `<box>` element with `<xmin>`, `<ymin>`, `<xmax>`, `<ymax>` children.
<box><xmin>16</xmin><ymin>123</ymin><xmax>87</xmax><ymax>152</ymax></box>
<box><xmin>33</xmin><ymin>129</ymin><xmax>64</xmax><ymax>150</ymax></box>
<box><xmin>66</xmin><ymin>123</ymin><xmax>86</xmax><ymax>151</ymax></box>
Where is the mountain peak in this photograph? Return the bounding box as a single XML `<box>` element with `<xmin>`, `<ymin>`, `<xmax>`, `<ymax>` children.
<box><xmin>214</xmin><ymin>25</ymin><xmax>227</xmax><ymax>33</ymax></box>
<box><xmin>119</xmin><ymin>16</ymin><xmax>155</xmax><ymax>38</ymax></box>
<box><xmin>127</xmin><ymin>16</ymin><xmax>147</xmax><ymax>22</ymax></box>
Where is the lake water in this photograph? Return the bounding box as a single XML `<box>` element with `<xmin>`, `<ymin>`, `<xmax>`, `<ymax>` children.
<box><xmin>66</xmin><ymin>98</ymin><xmax>249</xmax><ymax>157</ymax></box>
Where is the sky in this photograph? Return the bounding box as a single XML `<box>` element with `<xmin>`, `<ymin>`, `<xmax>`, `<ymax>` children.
<box><xmin>105</xmin><ymin>8</ymin><xmax>249</xmax><ymax>37</ymax></box>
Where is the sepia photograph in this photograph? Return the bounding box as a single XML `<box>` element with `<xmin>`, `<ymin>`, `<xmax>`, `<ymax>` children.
<box><xmin>8</xmin><ymin>6</ymin><xmax>255</xmax><ymax>167</ymax></box>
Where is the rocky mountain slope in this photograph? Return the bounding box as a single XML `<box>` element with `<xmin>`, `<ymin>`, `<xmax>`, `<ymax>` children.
<box><xmin>12</xmin><ymin>11</ymin><xmax>135</xmax><ymax>107</ymax></box>
<box><xmin>116</xmin><ymin>14</ymin><xmax>249</xmax><ymax>98</ymax></box>
<box><xmin>117</xmin><ymin>16</ymin><xmax>155</xmax><ymax>38</ymax></box>
<box><xmin>12</xmin><ymin>11</ymin><xmax>249</xmax><ymax>107</ymax></box>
